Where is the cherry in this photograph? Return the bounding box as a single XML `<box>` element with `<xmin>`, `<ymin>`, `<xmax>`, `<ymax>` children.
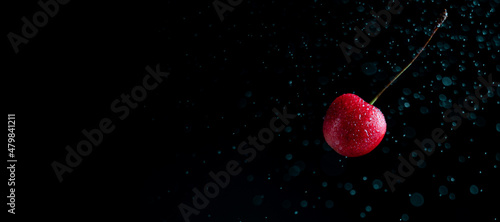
<box><xmin>323</xmin><ymin>9</ymin><xmax>448</xmax><ymax>157</ymax></box>
<box><xmin>323</xmin><ymin>93</ymin><xmax>386</xmax><ymax>157</ymax></box>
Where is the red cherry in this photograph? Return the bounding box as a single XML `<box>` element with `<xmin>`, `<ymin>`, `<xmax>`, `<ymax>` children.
<box><xmin>323</xmin><ymin>94</ymin><xmax>386</xmax><ymax>157</ymax></box>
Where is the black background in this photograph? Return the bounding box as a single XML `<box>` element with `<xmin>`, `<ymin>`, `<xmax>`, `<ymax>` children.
<box><xmin>4</xmin><ymin>0</ymin><xmax>499</xmax><ymax>221</ymax></box>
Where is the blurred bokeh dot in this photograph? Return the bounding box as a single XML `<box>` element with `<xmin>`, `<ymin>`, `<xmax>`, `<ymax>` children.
<box><xmin>403</xmin><ymin>88</ymin><xmax>411</xmax><ymax>95</ymax></box>
<box><xmin>300</xmin><ymin>200</ymin><xmax>308</xmax><ymax>208</ymax></box>
<box><xmin>361</xmin><ymin>62</ymin><xmax>377</xmax><ymax>75</ymax></box>
<box><xmin>253</xmin><ymin>195</ymin><xmax>264</xmax><ymax>206</ymax></box>
<box><xmin>458</xmin><ymin>155</ymin><xmax>466</xmax><ymax>163</ymax></box>
<box><xmin>449</xmin><ymin>193</ymin><xmax>456</xmax><ymax>200</ymax></box>
<box><xmin>289</xmin><ymin>166</ymin><xmax>301</xmax><ymax>177</ymax></box>
<box><xmin>442</xmin><ymin>77</ymin><xmax>452</xmax><ymax>86</ymax></box>
<box><xmin>410</xmin><ymin>192</ymin><xmax>424</xmax><ymax>207</ymax></box>
<box><xmin>302</xmin><ymin>140</ymin><xmax>309</xmax><ymax>146</ymax></box>
<box><xmin>439</xmin><ymin>94</ymin><xmax>447</xmax><ymax>101</ymax></box>
<box><xmin>245</xmin><ymin>91</ymin><xmax>252</xmax><ymax>98</ymax></box>
<box><xmin>344</xmin><ymin>183</ymin><xmax>353</xmax><ymax>191</ymax></box>
<box><xmin>439</xmin><ymin>185</ymin><xmax>448</xmax><ymax>196</ymax></box>
<box><xmin>401</xmin><ymin>214</ymin><xmax>410</xmax><ymax>221</ymax></box>
<box><xmin>470</xmin><ymin>185</ymin><xmax>479</xmax><ymax>195</ymax></box>
<box><xmin>325</xmin><ymin>200</ymin><xmax>334</xmax><ymax>208</ymax></box>
<box><xmin>372</xmin><ymin>179</ymin><xmax>383</xmax><ymax>190</ymax></box>
<box><xmin>420</xmin><ymin>106</ymin><xmax>429</xmax><ymax>114</ymax></box>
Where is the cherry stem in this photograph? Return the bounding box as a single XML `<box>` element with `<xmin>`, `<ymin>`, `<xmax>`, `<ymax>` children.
<box><xmin>369</xmin><ymin>9</ymin><xmax>448</xmax><ymax>105</ymax></box>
